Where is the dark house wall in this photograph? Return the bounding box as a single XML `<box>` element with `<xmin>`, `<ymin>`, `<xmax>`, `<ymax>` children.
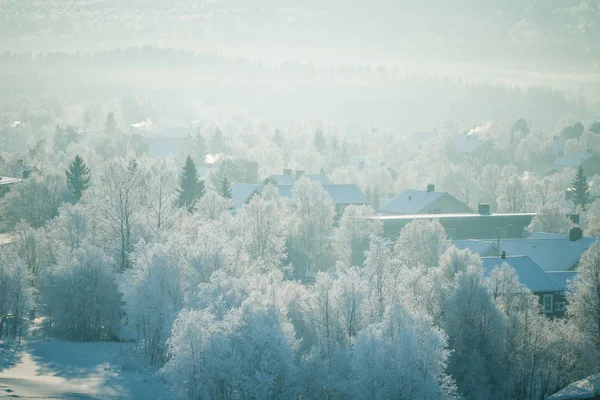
<box><xmin>380</xmin><ymin>214</ymin><xmax>535</xmax><ymax>241</ymax></box>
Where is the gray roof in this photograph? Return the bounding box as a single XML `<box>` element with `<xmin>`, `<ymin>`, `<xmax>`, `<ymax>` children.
<box><xmin>0</xmin><ymin>176</ymin><xmax>23</xmax><ymax>185</ymax></box>
<box><xmin>451</xmin><ymin>239</ymin><xmax>498</xmax><ymax>256</ymax></box>
<box><xmin>547</xmin><ymin>373</ymin><xmax>600</xmax><ymax>400</ymax></box>
<box><xmin>547</xmin><ymin>271</ymin><xmax>578</xmax><ymax>292</ymax></box>
<box><xmin>412</xmin><ymin>131</ymin><xmax>440</xmax><ymax>144</ymax></box>
<box><xmin>552</xmin><ymin>138</ymin><xmax>567</xmax><ymax>153</ymax></box>
<box><xmin>554</xmin><ymin>152</ymin><xmax>594</xmax><ymax>168</ymax></box>
<box><xmin>482</xmin><ymin>256</ymin><xmax>563</xmax><ymax>293</ymax></box>
<box><xmin>379</xmin><ymin>189</ymin><xmax>473</xmax><ymax>214</ymax></box>
<box><xmin>232</xmin><ymin>183</ymin><xmax>261</xmax><ymax>209</ymax></box>
<box><xmin>379</xmin><ymin>189</ymin><xmax>445</xmax><ymax>213</ymax></box>
<box><xmin>453</xmin><ymin>134</ymin><xmax>488</xmax><ymax>154</ymax></box>
<box><xmin>232</xmin><ymin>183</ymin><xmax>367</xmax><ymax>209</ymax></box>
<box><xmin>266</xmin><ymin>174</ymin><xmax>332</xmax><ymax>186</ymax></box>
<box><xmin>321</xmin><ymin>184</ymin><xmax>369</xmax><ymax>205</ymax></box>
<box><xmin>146</xmin><ymin>137</ymin><xmax>184</xmax><ymax>157</ymax></box>
<box><xmin>496</xmin><ymin>233</ymin><xmax>596</xmax><ymax>272</ymax></box>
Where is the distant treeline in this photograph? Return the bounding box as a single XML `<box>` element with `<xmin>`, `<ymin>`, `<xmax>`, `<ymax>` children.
<box><xmin>0</xmin><ymin>48</ymin><xmax>595</xmax><ymax>129</ymax></box>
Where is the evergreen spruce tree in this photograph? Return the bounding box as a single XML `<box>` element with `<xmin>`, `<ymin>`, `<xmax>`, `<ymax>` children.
<box><xmin>571</xmin><ymin>166</ymin><xmax>590</xmax><ymax>211</ymax></box>
<box><xmin>220</xmin><ymin>175</ymin><xmax>232</xmax><ymax>199</ymax></box>
<box><xmin>104</xmin><ymin>111</ymin><xmax>119</xmax><ymax>136</ymax></box>
<box><xmin>272</xmin><ymin>129</ymin><xmax>285</xmax><ymax>148</ymax></box>
<box><xmin>313</xmin><ymin>128</ymin><xmax>326</xmax><ymax>153</ymax></box>
<box><xmin>176</xmin><ymin>156</ymin><xmax>205</xmax><ymax>213</ymax></box>
<box><xmin>66</xmin><ymin>155</ymin><xmax>91</xmax><ymax>202</ymax></box>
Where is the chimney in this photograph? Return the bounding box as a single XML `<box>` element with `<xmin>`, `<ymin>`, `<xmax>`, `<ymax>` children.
<box><xmin>501</xmin><ymin>250</ymin><xmax>506</xmax><ymax>259</ymax></box>
<box><xmin>296</xmin><ymin>170</ymin><xmax>305</xmax><ymax>179</ymax></box>
<box><xmin>569</xmin><ymin>227</ymin><xmax>583</xmax><ymax>242</ymax></box>
<box><xmin>478</xmin><ymin>204</ymin><xmax>490</xmax><ymax>215</ymax></box>
<box><xmin>283</xmin><ymin>168</ymin><xmax>292</xmax><ymax>176</ymax></box>
<box><xmin>358</xmin><ymin>160</ymin><xmax>365</xmax><ymax>171</ymax></box>
<box><xmin>426</xmin><ymin>184</ymin><xmax>435</xmax><ymax>193</ymax></box>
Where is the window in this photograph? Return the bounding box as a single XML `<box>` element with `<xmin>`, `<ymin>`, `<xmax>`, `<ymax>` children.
<box><xmin>555</xmin><ymin>301</ymin><xmax>566</xmax><ymax>312</ymax></box>
<box><xmin>543</xmin><ymin>294</ymin><xmax>553</xmax><ymax>313</ymax></box>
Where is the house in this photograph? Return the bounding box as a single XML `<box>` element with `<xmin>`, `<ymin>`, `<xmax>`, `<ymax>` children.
<box><xmin>494</xmin><ymin>229</ymin><xmax>596</xmax><ymax>272</ymax></box>
<box><xmin>348</xmin><ymin>156</ymin><xmax>376</xmax><ymax>172</ymax></box>
<box><xmin>369</xmin><ymin>210</ymin><xmax>536</xmax><ymax>240</ymax></box>
<box><xmin>379</xmin><ymin>184</ymin><xmax>475</xmax><ymax>215</ymax></box>
<box><xmin>0</xmin><ymin>176</ymin><xmax>23</xmax><ymax>197</ymax></box>
<box><xmin>0</xmin><ymin>233</ymin><xmax>15</xmax><ymax>247</ymax></box>
<box><xmin>552</xmin><ymin>137</ymin><xmax>567</xmax><ymax>156</ymax></box>
<box><xmin>450</xmin><ymin>239</ymin><xmax>500</xmax><ymax>256</ymax></box>
<box><xmin>482</xmin><ymin>255</ymin><xmax>567</xmax><ymax>317</ymax></box>
<box><xmin>8</xmin><ymin>160</ymin><xmax>37</xmax><ymax>179</ymax></box>
<box><xmin>265</xmin><ymin>169</ymin><xmax>331</xmax><ymax>186</ymax></box>
<box><xmin>547</xmin><ymin>373</ymin><xmax>600</xmax><ymax>400</ymax></box>
<box><xmin>131</xmin><ymin>121</ymin><xmax>192</xmax><ymax>158</ymax></box>
<box><xmin>554</xmin><ymin>152</ymin><xmax>600</xmax><ymax>178</ymax></box>
<box><xmin>452</xmin><ymin>133</ymin><xmax>491</xmax><ymax>157</ymax></box>
<box><xmin>411</xmin><ymin>131</ymin><xmax>440</xmax><ymax>145</ymax></box>
<box><xmin>547</xmin><ymin>271</ymin><xmax>578</xmax><ymax>293</ymax></box>
<box><xmin>232</xmin><ymin>183</ymin><xmax>368</xmax><ymax>217</ymax></box>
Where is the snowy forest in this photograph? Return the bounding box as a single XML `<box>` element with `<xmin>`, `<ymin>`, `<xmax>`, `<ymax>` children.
<box><xmin>2</xmin><ymin>1</ymin><xmax>600</xmax><ymax>399</ymax></box>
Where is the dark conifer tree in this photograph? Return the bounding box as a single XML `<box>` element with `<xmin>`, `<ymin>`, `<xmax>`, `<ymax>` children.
<box><xmin>314</xmin><ymin>128</ymin><xmax>326</xmax><ymax>153</ymax></box>
<box><xmin>220</xmin><ymin>175</ymin><xmax>232</xmax><ymax>199</ymax></box>
<box><xmin>176</xmin><ymin>156</ymin><xmax>205</xmax><ymax>213</ymax></box>
<box><xmin>272</xmin><ymin>129</ymin><xmax>285</xmax><ymax>148</ymax></box>
<box><xmin>66</xmin><ymin>155</ymin><xmax>91</xmax><ymax>202</ymax></box>
<box><xmin>571</xmin><ymin>166</ymin><xmax>590</xmax><ymax>211</ymax></box>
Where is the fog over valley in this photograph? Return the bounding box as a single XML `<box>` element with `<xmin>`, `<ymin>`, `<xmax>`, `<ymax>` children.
<box><xmin>2</xmin><ymin>1</ymin><xmax>600</xmax><ymax>400</ymax></box>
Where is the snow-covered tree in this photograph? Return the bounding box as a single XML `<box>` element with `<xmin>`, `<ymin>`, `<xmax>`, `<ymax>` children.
<box><xmin>350</xmin><ymin>303</ymin><xmax>457</xmax><ymax>400</ymax></box>
<box><xmin>527</xmin><ymin>203</ymin><xmax>574</xmax><ymax>234</ymax></box>
<box><xmin>394</xmin><ymin>219</ymin><xmax>448</xmax><ymax>269</ymax></box>
<box><xmin>334</xmin><ymin>205</ymin><xmax>382</xmax><ymax>265</ymax></box>
<box><xmin>288</xmin><ymin>178</ymin><xmax>336</xmax><ymax>278</ymax></box>
<box><xmin>238</xmin><ymin>185</ymin><xmax>288</xmax><ymax>272</ymax></box>
<box><xmin>363</xmin><ymin>235</ymin><xmax>396</xmax><ymax>321</ymax></box>
<box><xmin>1</xmin><ymin>173</ymin><xmax>67</xmax><ymax>228</ymax></box>
<box><xmin>163</xmin><ymin>300</ymin><xmax>296</xmax><ymax>400</ymax></box>
<box><xmin>93</xmin><ymin>157</ymin><xmax>146</xmax><ymax>271</ymax></box>
<box><xmin>567</xmin><ymin>241</ymin><xmax>600</xmax><ymax>366</ymax></box>
<box><xmin>0</xmin><ymin>249</ymin><xmax>32</xmax><ymax>339</ymax></box>
<box><xmin>40</xmin><ymin>245</ymin><xmax>121</xmax><ymax>341</ymax></box>
<box><xmin>497</xmin><ymin>166</ymin><xmax>529</xmax><ymax>212</ymax></box>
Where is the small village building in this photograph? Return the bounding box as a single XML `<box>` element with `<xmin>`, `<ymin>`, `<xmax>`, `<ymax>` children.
<box><xmin>378</xmin><ymin>184</ymin><xmax>475</xmax><ymax>215</ymax></box>
<box><xmin>482</xmin><ymin>255</ymin><xmax>567</xmax><ymax>318</ymax></box>
<box><xmin>554</xmin><ymin>152</ymin><xmax>600</xmax><ymax>178</ymax></box>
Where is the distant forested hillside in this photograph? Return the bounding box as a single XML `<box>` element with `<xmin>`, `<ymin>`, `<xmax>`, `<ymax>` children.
<box><xmin>1</xmin><ymin>0</ymin><xmax>598</xmax><ymax>70</ymax></box>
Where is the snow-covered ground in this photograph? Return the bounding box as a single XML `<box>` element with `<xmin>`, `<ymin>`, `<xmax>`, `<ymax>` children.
<box><xmin>0</xmin><ymin>338</ymin><xmax>169</xmax><ymax>399</ymax></box>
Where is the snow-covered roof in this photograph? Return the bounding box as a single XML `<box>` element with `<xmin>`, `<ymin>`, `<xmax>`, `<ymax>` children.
<box><xmin>0</xmin><ymin>233</ymin><xmax>15</xmax><ymax>246</ymax></box>
<box><xmin>453</xmin><ymin>134</ymin><xmax>488</xmax><ymax>154</ymax></box>
<box><xmin>547</xmin><ymin>271</ymin><xmax>578</xmax><ymax>292</ymax></box>
<box><xmin>0</xmin><ymin>176</ymin><xmax>23</xmax><ymax>185</ymax></box>
<box><xmin>411</xmin><ymin>131</ymin><xmax>440</xmax><ymax>144</ymax></box>
<box><xmin>481</xmin><ymin>256</ymin><xmax>563</xmax><ymax>293</ymax></box>
<box><xmin>321</xmin><ymin>184</ymin><xmax>369</xmax><ymax>205</ymax></box>
<box><xmin>232</xmin><ymin>183</ymin><xmax>261</xmax><ymax>209</ymax></box>
<box><xmin>547</xmin><ymin>373</ymin><xmax>600</xmax><ymax>400</ymax></box>
<box><xmin>553</xmin><ymin>138</ymin><xmax>567</xmax><ymax>153</ymax></box>
<box><xmin>379</xmin><ymin>189</ymin><xmax>445</xmax><ymax>214</ymax></box>
<box><xmin>232</xmin><ymin>183</ymin><xmax>368</xmax><ymax>209</ymax></box>
<box><xmin>266</xmin><ymin>174</ymin><xmax>331</xmax><ymax>186</ymax></box>
<box><xmin>451</xmin><ymin>239</ymin><xmax>498</xmax><ymax>256</ymax></box>
<box><xmin>554</xmin><ymin>152</ymin><xmax>594</xmax><ymax>168</ymax></box>
<box><xmin>497</xmin><ymin>233</ymin><xmax>596</xmax><ymax>272</ymax></box>
<box><xmin>379</xmin><ymin>189</ymin><xmax>473</xmax><ymax>214</ymax></box>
